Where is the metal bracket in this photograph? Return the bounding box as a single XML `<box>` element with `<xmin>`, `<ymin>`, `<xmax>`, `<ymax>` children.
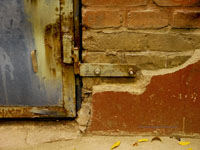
<box><xmin>72</xmin><ymin>48</ymin><xmax>138</xmax><ymax>77</ymax></box>
<box><xmin>79</xmin><ymin>63</ymin><xmax>138</xmax><ymax>77</ymax></box>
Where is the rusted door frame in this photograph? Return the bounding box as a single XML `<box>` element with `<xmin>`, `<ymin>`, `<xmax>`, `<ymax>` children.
<box><xmin>0</xmin><ymin>0</ymin><xmax>76</xmax><ymax>118</ymax></box>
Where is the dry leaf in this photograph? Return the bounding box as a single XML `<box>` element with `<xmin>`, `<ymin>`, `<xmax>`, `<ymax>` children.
<box><xmin>170</xmin><ymin>136</ymin><xmax>181</xmax><ymax>141</ymax></box>
<box><xmin>151</xmin><ymin>136</ymin><xmax>162</xmax><ymax>143</ymax></box>
<box><xmin>186</xmin><ymin>148</ymin><xmax>192</xmax><ymax>150</ymax></box>
<box><xmin>138</xmin><ymin>139</ymin><xmax>148</xmax><ymax>142</ymax></box>
<box><xmin>133</xmin><ymin>142</ymin><xmax>138</xmax><ymax>146</ymax></box>
<box><xmin>111</xmin><ymin>141</ymin><xmax>121</xmax><ymax>149</ymax></box>
<box><xmin>179</xmin><ymin>141</ymin><xmax>190</xmax><ymax>146</ymax></box>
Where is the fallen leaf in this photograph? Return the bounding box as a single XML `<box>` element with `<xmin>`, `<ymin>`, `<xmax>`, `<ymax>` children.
<box><xmin>151</xmin><ymin>136</ymin><xmax>162</xmax><ymax>143</ymax></box>
<box><xmin>111</xmin><ymin>141</ymin><xmax>121</xmax><ymax>149</ymax></box>
<box><xmin>179</xmin><ymin>141</ymin><xmax>190</xmax><ymax>146</ymax></box>
<box><xmin>169</xmin><ymin>136</ymin><xmax>181</xmax><ymax>141</ymax></box>
<box><xmin>186</xmin><ymin>148</ymin><xmax>192</xmax><ymax>150</ymax></box>
<box><xmin>133</xmin><ymin>142</ymin><xmax>138</xmax><ymax>146</ymax></box>
<box><xmin>138</xmin><ymin>139</ymin><xmax>149</xmax><ymax>142</ymax></box>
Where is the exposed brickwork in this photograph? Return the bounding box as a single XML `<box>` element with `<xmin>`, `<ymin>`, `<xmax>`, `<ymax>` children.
<box><xmin>82</xmin><ymin>0</ymin><xmax>147</xmax><ymax>6</ymax></box>
<box><xmin>82</xmin><ymin>51</ymin><xmax>191</xmax><ymax>70</ymax></box>
<box><xmin>172</xmin><ymin>10</ymin><xmax>200</xmax><ymax>28</ymax></box>
<box><xmin>153</xmin><ymin>0</ymin><xmax>200</xmax><ymax>6</ymax></box>
<box><xmin>126</xmin><ymin>9</ymin><xmax>168</xmax><ymax>29</ymax></box>
<box><xmin>82</xmin><ymin>8</ymin><xmax>122</xmax><ymax>28</ymax></box>
<box><xmin>83</xmin><ymin>31</ymin><xmax>200</xmax><ymax>51</ymax></box>
<box><xmin>81</xmin><ymin>0</ymin><xmax>200</xmax><ymax>136</ymax></box>
<box><xmin>82</xmin><ymin>1</ymin><xmax>200</xmax><ymax>29</ymax></box>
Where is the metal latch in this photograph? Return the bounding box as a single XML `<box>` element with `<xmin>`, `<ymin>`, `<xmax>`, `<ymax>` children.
<box><xmin>72</xmin><ymin>47</ymin><xmax>138</xmax><ymax>77</ymax></box>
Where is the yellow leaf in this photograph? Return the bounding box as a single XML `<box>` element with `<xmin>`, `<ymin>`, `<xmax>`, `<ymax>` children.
<box><xmin>138</xmin><ymin>139</ymin><xmax>149</xmax><ymax>142</ymax></box>
<box><xmin>186</xmin><ymin>148</ymin><xmax>192</xmax><ymax>150</ymax></box>
<box><xmin>179</xmin><ymin>141</ymin><xmax>190</xmax><ymax>146</ymax></box>
<box><xmin>111</xmin><ymin>141</ymin><xmax>121</xmax><ymax>149</ymax></box>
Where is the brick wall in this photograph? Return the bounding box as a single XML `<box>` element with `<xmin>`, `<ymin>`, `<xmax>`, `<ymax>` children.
<box><xmin>82</xmin><ymin>0</ymin><xmax>200</xmax><ymax>68</ymax></box>
<box><xmin>79</xmin><ymin>0</ymin><xmax>200</xmax><ymax>135</ymax></box>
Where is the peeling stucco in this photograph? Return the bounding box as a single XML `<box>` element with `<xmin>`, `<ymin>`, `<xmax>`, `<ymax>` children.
<box><xmin>93</xmin><ymin>49</ymin><xmax>200</xmax><ymax>95</ymax></box>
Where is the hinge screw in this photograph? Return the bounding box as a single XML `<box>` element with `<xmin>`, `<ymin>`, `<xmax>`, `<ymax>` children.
<box><xmin>128</xmin><ymin>68</ymin><xmax>135</xmax><ymax>76</ymax></box>
<box><xmin>94</xmin><ymin>68</ymin><xmax>101</xmax><ymax>75</ymax></box>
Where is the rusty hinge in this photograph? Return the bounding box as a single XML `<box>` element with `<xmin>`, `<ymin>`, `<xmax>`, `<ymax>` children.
<box><xmin>72</xmin><ymin>47</ymin><xmax>138</xmax><ymax>77</ymax></box>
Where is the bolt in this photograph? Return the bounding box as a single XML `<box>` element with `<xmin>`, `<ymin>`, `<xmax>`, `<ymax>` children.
<box><xmin>94</xmin><ymin>68</ymin><xmax>101</xmax><ymax>75</ymax></box>
<box><xmin>128</xmin><ymin>68</ymin><xmax>135</xmax><ymax>76</ymax></box>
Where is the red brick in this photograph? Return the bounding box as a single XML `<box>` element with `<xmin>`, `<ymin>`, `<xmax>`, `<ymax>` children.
<box><xmin>89</xmin><ymin>61</ymin><xmax>200</xmax><ymax>135</ymax></box>
<box><xmin>153</xmin><ymin>0</ymin><xmax>200</xmax><ymax>6</ymax></box>
<box><xmin>126</xmin><ymin>9</ymin><xmax>168</xmax><ymax>29</ymax></box>
<box><xmin>82</xmin><ymin>9</ymin><xmax>122</xmax><ymax>28</ymax></box>
<box><xmin>82</xmin><ymin>0</ymin><xmax>147</xmax><ymax>6</ymax></box>
<box><xmin>172</xmin><ymin>10</ymin><xmax>200</xmax><ymax>28</ymax></box>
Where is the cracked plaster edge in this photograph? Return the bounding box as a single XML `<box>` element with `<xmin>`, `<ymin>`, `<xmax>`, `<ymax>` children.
<box><xmin>78</xmin><ymin>49</ymin><xmax>200</xmax><ymax>133</ymax></box>
<box><xmin>92</xmin><ymin>49</ymin><xmax>200</xmax><ymax>95</ymax></box>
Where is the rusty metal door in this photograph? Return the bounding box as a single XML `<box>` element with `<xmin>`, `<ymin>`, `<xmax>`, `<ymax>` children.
<box><xmin>0</xmin><ymin>0</ymin><xmax>75</xmax><ymax>118</ymax></box>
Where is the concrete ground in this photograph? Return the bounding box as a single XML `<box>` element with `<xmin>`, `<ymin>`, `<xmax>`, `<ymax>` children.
<box><xmin>3</xmin><ymin>135</ymin><xmax>200</xmax><ymax>150</ymax></box>
<box><xmin>0</xmin><ymin>121</ymin><xmax>199</xmax><ymax>150</ymax></box>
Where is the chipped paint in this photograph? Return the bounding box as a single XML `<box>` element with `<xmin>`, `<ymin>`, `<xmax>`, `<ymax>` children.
<box><xmin>93</xmin><ymin>49</ymin><xmax>200</xmax><ymax>95</ymax></box>
<box><xmin>60</xmin><ymin>0</ymin><xmax>74</xmax><ymax>63</ymax></box>
<box><xmin>93</xmin><ymin>75</ymin><xmax>151</xmax><ymax>95</ymax></box>
<box><xmin>22</xmin><ymin>0</ymin><xmax>76</xmax><ymax>117</ymax></box>
<box><xmin>63</xmin><ymin>65</ymin><xmax>76</xmax><ymax>117</ymax></box>
<box><xmin>142</xmin><ymin>49</ymin><xmax>200</xmax><ymax>76</ymax></box>
<box><xmin>0</xmin><ymin>106</ymin><xmax>67</xmax><ymax>118</ymax></box>
<box><xmin>0</xmin><ymin>0</ymin><xmax>76</xmax><ymax>118</ymax></box>
<box><xmin>24</xmin><ymin>0</ymin><xmax>62</xmax><ymax>81</ymax></box>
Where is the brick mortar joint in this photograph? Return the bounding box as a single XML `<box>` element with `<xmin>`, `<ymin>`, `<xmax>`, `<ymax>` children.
<box><xmin>83</xmin><ymin>27</ymin><xmax>200</xmax><ymax>34</ymax></box>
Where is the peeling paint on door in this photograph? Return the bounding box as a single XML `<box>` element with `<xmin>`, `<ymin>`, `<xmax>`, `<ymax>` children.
<box><xmin>0</xmin><ymin>0</ymin><xmax>75</xmax><ymax>117</ymax></box>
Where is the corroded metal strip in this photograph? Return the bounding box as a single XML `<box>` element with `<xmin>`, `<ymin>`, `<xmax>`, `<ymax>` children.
<box><xmin>0</xmin><ymin>107</ymin><xmax>67</xmax><ymax>118</ymax></box>
<box><xmin>63</xmin><ymin>65</ymin><xmax>76</xmax><ymax>117</ymax></box>
<box><xmin>61</xmin><ymin>0</ymin><xmax>74</xmax><ymax>64</ymax></box>
<box><xmin>73</xmin><ymin>0</ymin><xmax>81</xmax><ymax>48</ymax></box>
<box><xmin>80</xmin><ymin>63</ymin><xmax>139</xmax><ymax>77</ymax></box>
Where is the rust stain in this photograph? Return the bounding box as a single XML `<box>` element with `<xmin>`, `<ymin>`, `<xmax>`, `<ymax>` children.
<box><xmin>0</xmin><ymin>107</ymin><xmax>67</xmax><ymax>118</ymax></box>
<box><xmin>72</xmin><ymin>47</ymin><xmax>80</xmax><ymax>74</ymax></box>
<box><xmin>60</xmin><ymin>0</ymin><xmax>65</xmax><ymax>5</ymax></box>
<box><xmin>61</xmin><ymin>14</ymin><xmax>73</xmax><ymax>33</ymax></box>
<box><xmin>73</xmin><ymin>56</ymin><xmax>80</xmax><ymax>75</ymax></box>
<box><xmin>55</xmin><ymin>7</ymin><xmax>59</xmax><ymax>12</ymax></box>
<box><xmin>26</xmin><ymin>0</ymin><xmax>37</xmax><ymax>6</ymax></box>
<box><xmin>44</xmin><ymin>19</ymin><xmax>62</xmax><ymax>78</ymax></box>
<box><xmin>24</xmin><ymin>0</ymin><xmax>63</xmax><ymax>81</ymax></box>
<box><xmin>60</xmin><ymin>0</ymin><xmax>65</xmax><ymax>12</ymax></box>
<box><xmin>59</xmin><ymin>0</ymin><xmax>73</xmax><ymax>34</ymax></box>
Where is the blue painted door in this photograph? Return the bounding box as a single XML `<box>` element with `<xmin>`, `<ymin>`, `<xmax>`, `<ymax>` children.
<box><xmin>0</xmin><ymin>0</ymin><xmax>75</xmax><ymax>118</ymax></box>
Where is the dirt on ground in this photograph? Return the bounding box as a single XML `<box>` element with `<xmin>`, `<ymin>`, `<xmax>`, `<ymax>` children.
<box><xmin>3</xmin><ymin>135</ymin><xmax>200</xmax><ymax>150</ymax></box>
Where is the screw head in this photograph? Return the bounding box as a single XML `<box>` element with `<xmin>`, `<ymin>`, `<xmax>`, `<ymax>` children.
<box><xmin>128</xmin><ymin>68</ymin><xmax>135</xmax><ymax>75</ymax></box>
<box><xmin>94</xmin><ymin>68</ymin><xmax>101</xmax><ymax>75</ymax></box>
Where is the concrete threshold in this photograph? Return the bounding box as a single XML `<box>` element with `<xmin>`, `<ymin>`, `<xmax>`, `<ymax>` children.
<box><xmin>3</xmin><ymin>135</ymin><xmax>200</xmax><ymax>150</ymax></box>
